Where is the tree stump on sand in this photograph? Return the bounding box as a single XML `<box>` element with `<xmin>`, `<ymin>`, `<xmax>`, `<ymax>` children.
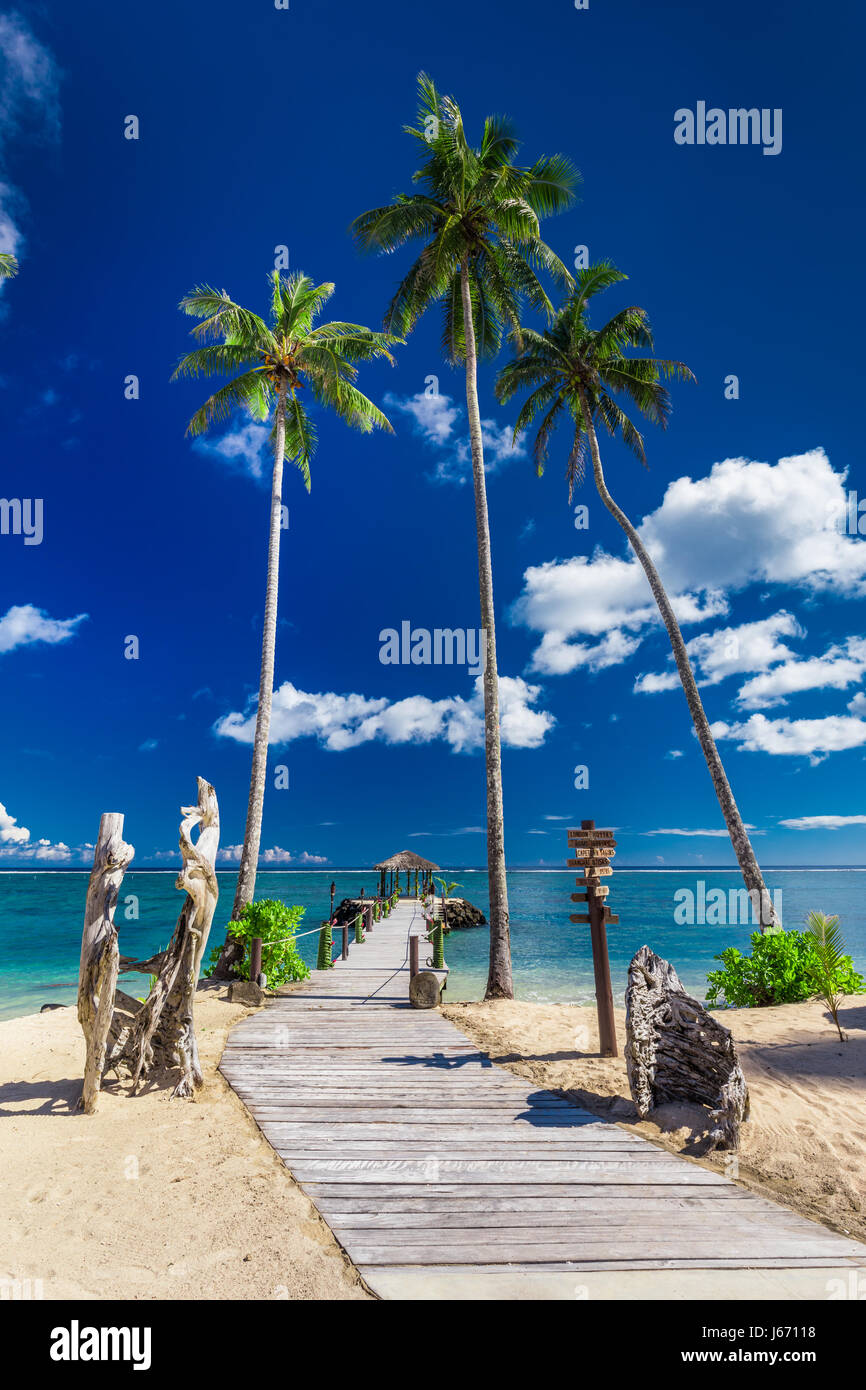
<box><xmin>110</xmin><ymin>778</ymin><xmax>220</xmax><ymax>1099</ymax></box>
<box><xmin>78</xmin><ymin>812</ymin><xmax>135</xmax><ymax>1113</ymax></box>
<box><xmin>624</xmin><ymin>944</ymin><xmax>749</xmax><ymax>1150</ymax></box>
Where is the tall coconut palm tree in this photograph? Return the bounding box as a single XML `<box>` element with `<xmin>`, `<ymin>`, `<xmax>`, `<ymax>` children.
<box><xmin>351</xmin><ymin>74</ymin><xmax>578</xmax><ymax>998</ymax></box>
<box><xmin>0</xmin><ymin>252</ymin><xmax>18</xmax><ymax>279</ymax></box>
<box><xmin>173</xmin><ymin>271</ymin><xmax>398</xmax><ymax>972</ymax></box>
<box><xmin>496</xmin><ymin>261</ymin><xmax>779</xmax><ymax>929</ymax></box>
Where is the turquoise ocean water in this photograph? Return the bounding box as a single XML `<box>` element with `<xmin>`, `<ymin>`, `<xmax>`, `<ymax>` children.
<box><xmin>1</xmin><ymin>868</ymin><xmax>864</xmax><ymax>1021</ymax></box>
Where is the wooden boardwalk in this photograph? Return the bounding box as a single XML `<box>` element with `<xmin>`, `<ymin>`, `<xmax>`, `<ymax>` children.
<box><xmin>220</xmin><ymin>899</ymin><xmax>866</xmax><ymax>1299</ymax></box>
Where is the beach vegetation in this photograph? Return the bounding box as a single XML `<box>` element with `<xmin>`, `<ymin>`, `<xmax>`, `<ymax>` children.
<box><xmin>205</xmin><ymin>898</ymin><xmax>310</xmax><ymax>987</ymax></box>
<box><xmin>706</xmin><ymin>924</ymin><xmax>865</xmax><ymax>1010</ymax></box>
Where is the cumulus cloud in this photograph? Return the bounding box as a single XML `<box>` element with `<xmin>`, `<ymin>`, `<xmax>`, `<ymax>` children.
<box><xmin>711</xmin><ymin>712</ymin><xmax>866</xmax><ymax>765</ymax></box>
<box><xmin>217</xmin><ymin>844</ymin><xmax>327</xmax><ymax>865</ymax></box>
<box><xmin>635</xmin><ymin>613</ymin><xmax>804</xmax><ymax>695</ymax></box>
<box><xmin>0</xmin><ymin>797</ymin><xmax>71</xmax><ymax>860</ymax></box>
<box><xmin>0</xmin><ymin>14</ymin><xmax>60</xmax><ymax>273</ymax></box>
<box><xmin>385</xmin><ymin>389</ymin><xmax>525</xmax><ymax>485</ymax></box>
<box><xmin>0</xmin><ymin>800</ymin><xmax>29</xmax><ymax>844</ymax></box>
<box><xmin>779</xmin><ymin>815</ymin><xmax>866</xmax><ymax>831</ymax></box>
<box><xmin>386</xmin><ymin>390</ymin><xmax>460</xmax><ymax>447</ymax></box>
<box><xmin>215</xmin><ymin>674</ymin><xmax>554</xmax><ymax>754</ymax></box>
<box><xmin>735</xmin><ymin>637</ymin><xmax>866</xmax><ymax>711</ymax></box>
<box><xmin>0</xmin><ymin>604</ymin><xmax>87</xmax><ymax>654</ymax></box>
<box><xmin>513</xmin><ymin>450</ymin><xmax>866</xmax><ymax>676</ymax></box>
<box><xmin>192</xmin><ymin>420</ymin><xmax>270</xmax><ymax>480</ymax></box>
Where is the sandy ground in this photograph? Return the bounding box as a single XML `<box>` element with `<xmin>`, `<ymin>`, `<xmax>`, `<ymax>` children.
<box><xmin>0</xmin><ymin>984</ymin><xmax>369</xmax><ymax>1301</ymax></box>
<box><xmin>442</xmin><ymin>996</ymin><xmax>866</xmax><ymax>1244</ymax></box>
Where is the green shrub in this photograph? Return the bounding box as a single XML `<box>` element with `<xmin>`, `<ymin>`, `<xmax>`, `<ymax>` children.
<box><xmin>205</xmin><ymin>899</ymin><xmax>310</xmax><ymax>987</ymax></box>
<box><xmin>706</xmin><ymin>925</ymin><xmax>865</xmax><ymax>1008</ymax></box>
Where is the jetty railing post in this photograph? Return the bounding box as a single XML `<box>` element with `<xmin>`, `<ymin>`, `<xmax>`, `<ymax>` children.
<box><xmin>409</xmin><ymin>934</ymin><xmax>419</xmax><ymax>979</ymax></box>
<box><xmin>364</xmin><ymin>904</ymin><xmax>373</xmax><ymax>935</ymax></box>
<box><xmin>341</xmin><ymin>923</ymin><xmax>350</xmax><ymax>960</ymax></box>
<box><xmin>316</xmin><ymin>922</ymin><xmax>333</xmax><ymax>970</ymax></box>
<box><xmin>250</xmin><ymin>936</ymin><xmax>263</xmax><ymax>987</ymax></box>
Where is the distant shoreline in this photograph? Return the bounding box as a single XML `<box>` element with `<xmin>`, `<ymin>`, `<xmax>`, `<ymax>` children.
<box><xmin>1</xmin><ymin>865</ymin><xmax>865</xmax><ymax>874</ymax></box>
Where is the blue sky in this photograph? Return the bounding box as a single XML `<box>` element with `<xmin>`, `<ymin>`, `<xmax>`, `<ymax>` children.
<box><xmin>1</xmin><ymin>0</ymin><xmax>865</xmax><ymax>870</ymax></box>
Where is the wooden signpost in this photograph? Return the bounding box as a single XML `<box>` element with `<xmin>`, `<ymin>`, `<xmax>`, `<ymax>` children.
<box><xmin>568</xmin><ymin>819</ymin><xmax>619</xmax><ymax>1058</ymax></box>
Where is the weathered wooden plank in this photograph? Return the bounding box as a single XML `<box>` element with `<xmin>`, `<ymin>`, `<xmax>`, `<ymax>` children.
<box><xmin>219</xmin><ymin>896</ymin><xmax>866</xmax><ymax>1293</ymax></box>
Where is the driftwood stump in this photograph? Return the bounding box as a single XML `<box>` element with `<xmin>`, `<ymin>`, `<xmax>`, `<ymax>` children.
<box><xmin>77</xmin><ymin>813</ymin><xmax>135</xmax><ymax>1112</ymax></box>
<box><xmin>111</xmin><ymin>777</ymin><xmax>220</xmax><ymax>1099</ymax></box>
<box><xmin>625</xmin><ymin>945</ymin><xmax>749</xmax><ymax>1150</ymax></box>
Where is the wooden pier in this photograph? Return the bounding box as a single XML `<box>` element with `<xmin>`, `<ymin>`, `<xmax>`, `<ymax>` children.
<box><xmin>220</xmin><ymin>898</ymin><xmax>866</xmax><ymax>1299</ymax></box>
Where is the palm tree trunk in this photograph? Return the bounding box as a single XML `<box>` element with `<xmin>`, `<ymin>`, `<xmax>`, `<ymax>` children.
<box><xmin>578</xmin><ymin>391</ymin><xmax>779</xmax><ymax>930</ymax></box>
<box><xmin>460</xmin><ymin>262</ymin><xmax>514</xmax><ymax>998</ymax></box>
<box><xmin>212</xmin><ymin>382</ymin><xmax>288</xmax><ymax>978</ymax></box>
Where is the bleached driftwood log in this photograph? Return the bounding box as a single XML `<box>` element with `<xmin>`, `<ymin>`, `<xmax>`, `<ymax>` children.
<box><xmin>77</xmin><ymin>813</ymin><xmax>134</xmax><ymax>1113</ymax></box>
<box><xmin>112</xmin><ymin>777</ymin><xmax>219</xmax><ymax>1099</ymax></box>
<box><xmin>625</xmin><ymin>944</ymin><xmax>749</xmax><ymax>1150</ymax></box>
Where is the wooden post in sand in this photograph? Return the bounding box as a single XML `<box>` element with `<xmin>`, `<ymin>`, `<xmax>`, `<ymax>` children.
<box><xmin>78</xmin><ymin>813</ymin><xmax>135</xmax><ymax>1113</ymax></box>
<box><xmin>568</xmin><ymin>820</ymin><xmax>619</xmax><ymax>1059</ymax></box>
<box><xmin>117</xmin><ymin>778</ymin><xmax>220</xmax><ymax>1099</ymax></box>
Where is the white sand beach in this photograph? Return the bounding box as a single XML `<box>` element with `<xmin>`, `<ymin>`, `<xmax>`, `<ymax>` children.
<box><xmin>0</xmin><ymin>985</ymin><xmax>369</xmax><ymax>1302</ymax></box>
<box><xmin>443</xmin><ymin>996</ymin><xmax>866</xmax><ymax>1245</ymax></box>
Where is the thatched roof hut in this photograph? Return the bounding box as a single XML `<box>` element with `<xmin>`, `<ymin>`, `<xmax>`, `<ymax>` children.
<box><xmin>373</xmin><ymin>850</ymin><xmax>440</xmax><ymax>896</ymax></box>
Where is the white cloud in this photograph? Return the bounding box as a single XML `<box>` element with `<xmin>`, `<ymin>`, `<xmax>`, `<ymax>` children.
<box><xmin>386</xmin><ymin>390</ymin><xmax>460</xmax><ymax>447</ymax></box>
<box><xmin>666</xmin><ymin>749</ymin><xmax>684</xmax><ymax>759</ymax></box>
<box><xmin>643</xmin><ymin>826</ymin><xmax>756</xmax><ymax>838</ymax></box>
<box><xmin>0</xmin><ymin>797</ymin><xmax>71</xmax><ymax>860</ymax></box>
<box><xmin>385</xmin><ymin>390</ymin><xmax>525</xmax><ymax>485</ymax></box>
<box><xmin>513</xmin><ymin>450</ymin><xmax>866</xmax><ymax>676</ymax></box>
<box><xmin>0</xmin><ymin>14</ymin><xmax>59</xmax><ymax>272</ymax></box>
<box><xmin>215</xmin><ymin>674</ymin><xmax>554</xmax><ymax>754</ymax></box>
<box><xmin>217</xmin><ymin>844</ymin><xmax>327</xmax><ymax>865</ymax></box>
<box><xmin>0</xmin><ymin>604</ymin><xmax>87</xmax><ymax>654</ymax></box>
<box><xmin>138</xmin><ymin>738</ymin><xmax>158</xmax><ymax>752</ymax></box>
<box><xmin>635</xmin><ymin>613</ymin><xmax>804</xmax><ymax>694</ymax></box>
<box><xmin>711</xmin><ymin>712</ymin><xmax>866</xmax><ymax>765</ymax></box>
<box><xmin>192</xmin><ymin>420</ymin><xmax>270</xmax><ymax>479</ymax></box>
<box><xmin>735</xmin><ymin>637</ymin><xmax>866</xmax><ymax>710</ymax></box>
<box><xmin>0</xmin><ymin>800</ymin><xmax>29</xmax><ymax>844</ymax></box>
<box><xmin>779</xmin><ymin>815</ymin><xmax>866</xmax><ymax>831</ymax></box>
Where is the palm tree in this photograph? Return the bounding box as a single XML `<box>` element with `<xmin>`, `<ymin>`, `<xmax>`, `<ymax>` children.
<box><xmin>0</xmin><ymin>253</ymin><xmax>18</xmax><ymax>279</ymax></box>
<box><xmin>496</xmin><ymin>261</ymin><xmax>780</xmax><ymax>929</ymax></box>
<box><xmin>173</xmin><ymin>271</ymin><xmax>398</xmax><ymax>971</ymax></box>
<box><xmin>351</xmin><ymin>74</ymin><xmax>578</xmax><ymax>998</ymax></box>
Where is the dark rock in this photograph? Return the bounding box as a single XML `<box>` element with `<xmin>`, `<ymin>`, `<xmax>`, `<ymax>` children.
<box><xmin>441</xmin><ymin>898</ymin><xmax>486</xmax><ymax>931</ymax></box>
<box><xmin>228</xmin><ymin>980</ymin><xmax>266</xmax><ymax>1006</ymax></box>
<box><xmin>409</xmin><ymin>970</ymin><xmax>442</xmax><ymax>1009</ymax></box>
<box><xmin>40</xmin><ymin>1003</ymin><xmax>67</xmax><ymax>1013</ymax></box>
<box><xmin>333</xmin><ymin>898</ymin><xmax>368</xmax><ymax>925</ymax></box>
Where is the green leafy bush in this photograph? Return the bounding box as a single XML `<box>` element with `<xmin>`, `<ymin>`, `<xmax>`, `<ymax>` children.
<box><xmin>706</xmin><ymin>926</ymin><xmax>865</xmax><ymax>1008</ymax></box>
<box><xmin>205</xmin><ymin>899</ymin><xmax>310</xmax><ymax>987</ymax></box>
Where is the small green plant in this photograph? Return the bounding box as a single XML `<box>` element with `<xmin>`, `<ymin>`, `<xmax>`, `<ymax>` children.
<box><xmin>206</xmin><ymin>899</ymin><xmax>310</xmax><ymax>987</ymax></box>
<box><xmin>805</xmin><ymin>911</ymin><xmax>852</xmax><ymax>1042</ymax></box>
<box><xmin>706</xmin><ymin>924</ymin><xmax>865</xmax><ymax>1010</ymax></box>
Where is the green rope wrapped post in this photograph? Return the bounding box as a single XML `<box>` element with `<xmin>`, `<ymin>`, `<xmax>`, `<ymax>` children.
<box><xmin>430</xmin><ymin>922</ymin><xmax>445</xmax><ymax>969</ymax></box>
<box><xmin>316</xmin><ymin>921</ymin><xmax>334</xmax><ymax>970</ymax></box>
<box><xmin>355</xmin><ymin>913</ymin><xmax>364</xmax><ymax>944</ymax></box>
